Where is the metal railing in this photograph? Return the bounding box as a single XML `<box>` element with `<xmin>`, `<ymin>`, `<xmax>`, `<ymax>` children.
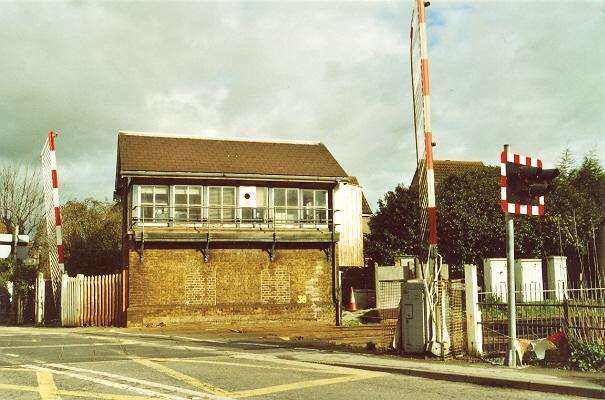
<box><xmin>130</xmin><ymin>205</ymin><xmax>336</xmax><ymax>230</ymax></box>
<box><xmin>477</xmin><ymin>283</ymin><xmax>605</xmax><ymax>355</ymax></box>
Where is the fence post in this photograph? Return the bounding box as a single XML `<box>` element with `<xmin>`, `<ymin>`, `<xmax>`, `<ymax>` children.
<box><xmin>77</xmin><ymin>274</ymin><xmax>84</xmax><ymax>327</ymax></box>
<box><xmin>563</xmin><ymin>299</ymin><xmax>570</xmax><ymax>335</ymax></box>
<box><xmin>60</xmin><ymin>274</ymin><xmax>68</xmax><ymax>326</ymax></box>
<box><xmin>464</xmin><ymin>264</ymin><xmax>483</xmax><ymax>356</ymax></box>
<box><xmin>35</xmin><ymin>272</ymin><xmax>45</xmax><ymax>325</ymax></box>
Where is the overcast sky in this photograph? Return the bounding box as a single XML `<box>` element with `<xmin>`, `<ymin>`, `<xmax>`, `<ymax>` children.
<box><xmin>1</xmin><ymin>1</ymin><xmax>603</xmax><ymax>209</ymax></box>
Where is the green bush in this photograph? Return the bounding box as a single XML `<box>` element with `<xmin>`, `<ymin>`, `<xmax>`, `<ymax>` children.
<box><xmin>567</xmin><ymin>341</ymin><xmax>605</xmax><ymax>371</ymax></box>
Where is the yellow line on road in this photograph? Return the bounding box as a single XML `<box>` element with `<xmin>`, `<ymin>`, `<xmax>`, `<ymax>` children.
<box><xmin>0</xmin><ymin>382</ymin><xmax>150</xmax><ymax>400</ymax></box>
<box><xmin>132</xmin><ymin>357</ymin><xmax>230</xmax><ymax>397</ymax></box>
<box><xmin>0</xmin><ymin>382</ymin><xmax>38</xmax><ymax>393</ymax></box>
<box><xmin>56</xmin><ymin>389</ymin><xmax>152</xmax><ymax>400</ymax></box>
<box><xmin>230</xmin><ymin>373</ymin><xmax>383</xmax><ymax>398</ymax></box>
<box><xmin>148</xmin><ymin>357</ymin><xmax>344</xmax><ymax>374</ymax></box>
<box><xmin>36</xmin><ymin>371</ymin><xmax>60</xmax><ymax>400</ymax></box>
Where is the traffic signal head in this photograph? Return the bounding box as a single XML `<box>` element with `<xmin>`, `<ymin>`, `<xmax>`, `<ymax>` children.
<box><xmin>507</xmin><ymin>164</ymin><xmax>560</xmax><ymax>204</ymax></box>
<box><xmin>500</xmin><ymin>151</ymin><xmax>559</xmax><ymax>216</ymax></box>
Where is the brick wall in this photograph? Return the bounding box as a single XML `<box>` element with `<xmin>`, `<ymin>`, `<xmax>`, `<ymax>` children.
<box><xmin>126</xmin><ymin>243</ymin><xmax>335</xmax><ymax>326</ymax></box>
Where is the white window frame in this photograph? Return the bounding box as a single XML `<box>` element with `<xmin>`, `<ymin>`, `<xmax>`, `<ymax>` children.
<box><xmin>239</xmin><ymin>187</ymin><xmax>269</xmax><ymax>228</ymax></box>
<box><xmin>272</xmin><ymin>188</ymin><xmax>300</xmax><ymax>226</ymax></box>
<box><xmin>172</xmin><ymin>185</ymin><xmax>204</xmax><ymax>226</ymax></box>
<box><xmin>300</xmin><ymin>189</ymin><xmax>328</xmax><ymax>227</ymax></box>
<box><xmin>207</xmin><ymin>186</ymin><xmax>237</xmax><ymax>226</ymax></box>
<box><xmin>138</xmin><ymin>185</ymin><xmax>170</xmax><ymax>227</ymax></box>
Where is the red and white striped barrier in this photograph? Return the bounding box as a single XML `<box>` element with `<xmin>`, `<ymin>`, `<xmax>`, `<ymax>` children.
<box><xmin>411</xmin><ymin>0</ymin><xmax>438</xmax><ymax>245</ymax></box>
<box><xmin>41</xmin><ymin>131</ymin><xmax>65</xmax><ymax>305</ymax></box>
<box><xmin>500</xmin><ymin>151</ymin><xmax>545</xmax><ymax>216</ymax></box>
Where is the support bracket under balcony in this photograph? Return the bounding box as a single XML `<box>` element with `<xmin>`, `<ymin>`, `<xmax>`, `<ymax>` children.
<box><xmin>200</xmin><ymin>233</ymin><xmax>210</xmax><ymax>262</ymax></box>
<box><xmin>136</xmin><ymin>228</ymin><xmax>145</xmax><ymax>263</ymax></box>
<box><xmin>267</xmin><ymin>232</ymin><xmax>277</xmax><ymax>262</ymax></box>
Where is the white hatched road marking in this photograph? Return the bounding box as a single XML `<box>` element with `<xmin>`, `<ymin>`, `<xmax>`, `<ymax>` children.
<box><xmin>41</xmin><ymin>363</ymin><xmax>233</xmax><ymax>400</ymax></box>
<box><xmin>24</xmin><ymin>364</ymin><xmax>190</xmax><ymax>400</ymax></box>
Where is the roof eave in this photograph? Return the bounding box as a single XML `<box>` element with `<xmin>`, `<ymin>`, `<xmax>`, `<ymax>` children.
<box><xmin>119</xmin><ymin>170</ymin><xmax>348</xmax><ymax>183</ymax></box>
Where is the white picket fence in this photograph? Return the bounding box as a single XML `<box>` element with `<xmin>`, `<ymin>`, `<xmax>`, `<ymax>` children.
<box><xmin>60</xmin><ymin>271</ymin><xmax>127</xmax><ymax>327</ymax></box>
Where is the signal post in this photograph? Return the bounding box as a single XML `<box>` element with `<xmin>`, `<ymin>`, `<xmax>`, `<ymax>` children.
<box><xmin>500</xmin><ymin>144</ymin><xmax>559</xmax><ymax>367</ymax></box>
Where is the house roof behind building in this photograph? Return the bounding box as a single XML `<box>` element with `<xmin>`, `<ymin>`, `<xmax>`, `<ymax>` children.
<box><xmin>117</xmin><ymin>131</ymin><xmax>348</xmax><ymax>179</ymax></box>
<box><xmin>433</xmin><ymin>160</ymin><xmax>486</xmax><ymax>186</ymax></box>
<box><xmin>410</xmin><ymin>160</ymin><xmax>487</xmax><ymax>189</ymax></box>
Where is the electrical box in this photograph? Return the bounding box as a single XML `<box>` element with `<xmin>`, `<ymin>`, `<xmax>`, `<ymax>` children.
<box><xmin>515</xmin><ymin>259</ymin><xmax>544</xmax><ymax>302</ymax></box>
<box><xmin>483</xmin><ymin>258</ymin><xmax>508</xmax><ymax>301</ymax></box>
<box><xmin>546</xmin><ymin>256</ymin><xmax>567</xmax><ymax>300</ymax></box>
<box><xmin>401</xmin><ymin>281</ymin><xmax>426</xmax><ymax>354</ymax></box>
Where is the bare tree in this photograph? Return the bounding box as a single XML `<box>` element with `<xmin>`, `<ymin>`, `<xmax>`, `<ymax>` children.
<box><xmin>0</xmin><ymin>164</ymin><xmax>44</xmax><ymax>236</ymax></box>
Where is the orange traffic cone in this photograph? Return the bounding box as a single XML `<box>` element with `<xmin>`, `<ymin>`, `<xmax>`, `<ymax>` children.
<box><xmin>347</xmin><ymin>286</ymin><xmax>357</xmax><ymax>311</ymax></box>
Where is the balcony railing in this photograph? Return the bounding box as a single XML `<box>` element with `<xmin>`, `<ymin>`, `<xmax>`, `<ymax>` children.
<box><xmin>131</xmin><ymin>206</ymin><xmax>336</xmax><ymax>230</ymax></box>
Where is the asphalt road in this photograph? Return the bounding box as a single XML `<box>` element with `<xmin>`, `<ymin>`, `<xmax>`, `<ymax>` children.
<box><xmin>0</xmin><ymin>326</ymin><xmax>582</xmax><ymax>400</ymax></box>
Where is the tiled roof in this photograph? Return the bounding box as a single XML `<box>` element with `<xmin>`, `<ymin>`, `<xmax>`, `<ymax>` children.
<box><xmin>433</xmin><ymin>160</ymin><xmax>486</xmax><ymax>186</ymax></box>
<box><xmin>410</xmin><ymin>160</ymin><xmax>487</xmax><ymax>188</ymax></box>
<box><xmin>117</xmin><ymin>131</ymin><xmax>348</xmax><ymax>178</ymax></box>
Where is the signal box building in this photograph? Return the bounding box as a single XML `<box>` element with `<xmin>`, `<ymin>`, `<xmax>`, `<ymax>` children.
<box><xmin>114</xmin><ymin>131</ymin><xmax>364</xmax><ymax>327</ymax></box>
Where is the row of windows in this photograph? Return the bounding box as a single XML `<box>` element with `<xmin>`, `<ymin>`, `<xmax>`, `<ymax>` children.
<box><xmin>136</xmin><ymin>185</ymin><xmax>328</xmax><ymax>224</ymax></box>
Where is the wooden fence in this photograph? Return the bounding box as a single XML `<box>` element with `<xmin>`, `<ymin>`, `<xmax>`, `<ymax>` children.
<box><xmin>61</xmin><ymin>271</ymin><xmax>127</xmax><ymax>327</ymax></box>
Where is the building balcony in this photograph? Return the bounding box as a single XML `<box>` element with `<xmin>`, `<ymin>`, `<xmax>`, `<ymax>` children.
<box><xmin>128</xmin><ymin>206</ymin><xmax>339</xmax><ymax>244</ymax></box>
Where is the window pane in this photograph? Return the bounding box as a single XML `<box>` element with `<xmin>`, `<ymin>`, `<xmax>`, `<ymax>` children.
<box><xmin>315</xmin><ymin>209</ymin><xmax>327</xmax><ymax>223</ymax></box>
<box><xmin>242</xmin><ymin>208</ymin><xmax>254</xmax><ymax>222</ymax></box>
<box><xmin>287</xmin><ymin>208</ymin><xmax>299</xmax><ymax>222</ymax></box>
<box><xmin>223</xmin><ymin>187</ymin><xmax>235</xmax><ymax>205</ymax></box>
<box><xmin>315</xmin><ymin>190</ymin><xmax>327</xmax><ymax>207</ymax></box>
<box><xmin>208</xmin><ymin>207</ymin><xmax>220</xmax><ymax>222</ymax></box>
<box><xmin>189</xmin><ymin>207</ymin><xmax>201</xmax><ymax>221</ymax></box>
<box><xmin>174</xmin><ymin>187</ymin><xmax>187</xmax><ymax>205</ymax></box>
<box><xmin>142</xmin><ymin>206</ymin><xmax>154</xmax><ymax>221</ymax></box>
<box><xmin>287</xmin><ymin>189</ymin><xmax>299</xmax><ymax>207</ymax></box>
<box><xmin>189</xmin><ymin>187</ymin><xmax>202</xmax><ymax>205</ymax></box>
<box><xmin>275</xmin><ymin>208</ymin><xmax>287</xmax><ymax>223</ymax></box>
<box><xmin>223</xmin><ymin>207</ymin><xmax>235</xmax><ymax>221</ymax></box>
<box><xmin>155</xmin><ymin>187</ymin><xmax>169</xmax><ymax>205</ymax></box>
<box><xmin>141</xmin><ymin>187</ymin><xmax>153</xmax><ymax>204</ymax></box>
<box><xmin>273</xmin><ymin>189</ymin><xmax>285</xmax><ymax>207</ymax></box>
<box><xmin>256</xmin><ymin>187</ymin><xmax>268</xmax><ymax>207</ymax></box>
<box><xmin>256</xmin><ymin>207</ymin><xmax>267</xmax><ymax>221</ymax></box>
<box><xmin>303</xmin><ymin>208</ymin><xmax>314</xmax><ymax>222</ymax></box>
<box><xmin>209</xmin><ymin>187</ymin><xmax>221</xmax><ymax>205</ymax></box>
<box><xmin>174</xmin><ymin>207</ymin><xmax>188</xmax><ymax>221</ymax></box>
<box><xmin>155</xmin><ymin>207</ymin><xmax>169</xmax><ymax>220</ymax></box>
<box><xmin>302</xmin><ymin>190</ymin><xmax>314</xmax><ymax>207</ymax></box>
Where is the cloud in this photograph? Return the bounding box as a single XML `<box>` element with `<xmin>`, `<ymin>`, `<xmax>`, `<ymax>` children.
<box><xmin>0</xmin><ymin>1</ymin><xmax>602</xmax><ymax>210</ymax></box>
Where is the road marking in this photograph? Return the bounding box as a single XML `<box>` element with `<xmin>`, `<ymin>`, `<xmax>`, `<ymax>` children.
<box><xmin>24</xmin><ymin>364</ymin><xmax>191</xmax><ymax>400</ymax></box>
<box><xmin>108</xmin><ymin>331</ymin><xmax>228</xmax><ymax>344</ymax></box>
<box><xmin>0</xmin><ymin>383</ymin><xmax>39</xmax><ymax>393</ymax></box>
<box><xmin>230</xmin><ymin>373</ymin><xmax>383</xmax><ymax>398</ymax></box>
<box><xmin>133</xmin><ymin>358</ymin><xmax>230</xmax><ymax>396</ymax></box>
<box><xmin>149</xmin><ymin>357</ymin><xmax>344</xmax><ymax>374</ymax></box>
<box><xmin>72</xmin><ymin>333</ymin><xmax>219</xmax><ymax>353</ymax></box>
<box><xmin>35</xmin><ymin>371</ymin><xmax>60</xmax><ymax>400</ymax></box>
<box><xmin>224</xmin><ymin>353</ymin><xmax>365</xmax><ymax>375</ymax></box>
<box><xmin>0</xmin><ymin>382</ymin><xmax>150</xmax><ymax>400</ymax></box>
<box><xmin>0</xmin><ymin>341</ymin><xmax>138</xmax><ymax>350</ymax></box>
<box><xmin>41</xmin><ymin>363</ymin><xmax>233</xmax><ymax>400</ymax></box>
<box><xmin>56</xmin><ymin>389</ymin><xmax>150</xmax><ymax>400</ymax></box>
